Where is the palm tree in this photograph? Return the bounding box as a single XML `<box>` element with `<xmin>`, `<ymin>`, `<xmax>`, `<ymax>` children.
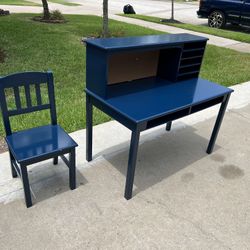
<box><xmin>42</xmin><ymin>0</ymin><xmax>50</xmax><ymax>20</ymax></box>
<box><xmin>102</xmin><ymin>0</ymin><xmax>109</xmax><ymax>38</ymax></box>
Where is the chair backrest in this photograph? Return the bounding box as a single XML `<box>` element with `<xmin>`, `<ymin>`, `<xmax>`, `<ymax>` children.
<box><xmin>0</xmin><ymin>71</ymin><xmax>57</xmax><ymax>135</ymax></box>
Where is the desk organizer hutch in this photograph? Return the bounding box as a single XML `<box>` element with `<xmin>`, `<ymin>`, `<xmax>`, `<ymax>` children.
<box><xmin>85</xmin><ymin>34</ymin><xmax>233</xmax><ymax>199</ymax></box>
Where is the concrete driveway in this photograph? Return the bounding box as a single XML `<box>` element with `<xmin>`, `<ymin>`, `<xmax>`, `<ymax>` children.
<box><xmin>0</xmin><ymin>81</ymin><xmax>250</xmax><ymax>249</ymax></box>
<box><xmin>70</xmin><ymin>0</ymin><xmax>206</xmax><ymax>25</ymax></box>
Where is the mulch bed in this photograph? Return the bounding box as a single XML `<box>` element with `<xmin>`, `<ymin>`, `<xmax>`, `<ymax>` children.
<box><xmin>32</xmin><ymin>16</ymin><xmax>66</xmax><ymax>24</ymax></box>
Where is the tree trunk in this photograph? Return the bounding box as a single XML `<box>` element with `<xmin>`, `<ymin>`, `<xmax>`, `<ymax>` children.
<box><xmin>171</xmin><ymin>0</ymin><xmax>174</xmax><ymax>20</ymax></box>
<box><xmin>42</xmin><ymin>0</ymin><xmax>50</xmax><ymax>20</ymax></box>
<box><xmin>102</xmin><ymin>0</ymin><xmax>109</xmax><ymax>38</ymax></box>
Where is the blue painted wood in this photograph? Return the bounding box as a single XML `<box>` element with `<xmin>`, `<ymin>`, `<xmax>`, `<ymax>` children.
<box><xmin>85</xmin><ymin>34</ymin><xmax>233</xmax><ymax>200</ymax></box>
<box><xmin>47</xmin><ymin>71</ymin><xmax>57</xmax><ymax>125</ymax></box>
<box><xmin>86</xmin><ymin>94</ymin><xmax>93</xmax><ymax>161</ymax></box>
<box><xmin>20</xmin><ymin>165</ymin><xmax>32</xmax><ymax>208</ymax></box>
<box><xmin>86</xmin><ymin>45</ymin><xmax>108</xmax><ymax>97</ymax></box>
<box><xmin>105</xmin><ymin>78</ymin><xmax>232</xmax><ymax>122</ymax></box>
<box><xmin>86</xmin><ymin>33</ymin><xmax>208</xmax><ymax>51</ymax></box>
<box><xmin>0</xmin><ymin>71</ymin><xmax>48</xmax><ymax>88</ymax></box>
<box><xmin>8</xmin><ymin>104</ymin><xmax>50</xmax><ymax>116</ymax></box>
<box><xmin>0</xmin><ymin>71</ymin><xmax>78</xmax><ymax>207</ymax></box>
<box><xmin>86</xmin><ymin>78</ymin><xmax>232</xmax><ymax>130</ymax></box>
<box><xmin>13</xmin><ymin>86</ymin><xmax>22</xmax><ymax>109</ymax></box>
<box><xmin>207</xmin><ymin>94</ymin><xmax>231</xmax><ymax>154</ymax></box>
<box><xmin>24</xmin><ymin>84</ymin><xmax>32</xmax><ymax>108</ymax></box>
<box><xmin>35</xmin><ymin>83</ymin><xmax>42</xmax><ymax>105</ymax></box>
<box><xmin>86</xmin><ymin>34</ymin><xmax>208</xmax><ymax>98</ymax></box>
<box><xmin>0</xmin><ymin>71</ymin><xmax>55</xmax><ymax>134</ymax></box>
<box><xmin>124</xmin><ymin>128</ymin><xmax>140</xmax><ymax>200</ymax></box>
<box><xmin>6</xmin><ymin>124</ymin><xmax>77</xmax><ymax>164</ymax></box>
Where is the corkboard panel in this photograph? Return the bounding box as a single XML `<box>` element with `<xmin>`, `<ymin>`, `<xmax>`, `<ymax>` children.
<box><xmin>108</xmin><ymin>50</ymin><xmax>160</xmax><ymax>85</ymax></box>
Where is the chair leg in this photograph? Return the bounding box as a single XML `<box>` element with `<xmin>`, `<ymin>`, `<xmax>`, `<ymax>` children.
<box><xmin>9</xmin><ymin>151</ymin><xmax>17</xmax><ymax>178</ymax></box>
<box><xmin>53</xmin><ymin>157</ymin><xmax>58</xmax><ymax>165</ymax></box>
<box><xmin>69</xmin><ymin>148</ymin><xmax>76</xmax><ymax>190</ymax></box>
<box><xmin>124</xmin><ymin>128</ymin><xmax>140</xmax><ymax>200</ymax></box>
<box><xmin>86</xmin><ymin>94</ymin><xmax>93</xmax><ymax>162</ymax></box>
<box><xmin>207</xmin><ymin>94</ymin><xmax>231</xmax><ymax>154</ymax></box>
<box><xmin>166</xmin><ymin>121</ymin><xmax>172</xmax><ymax>131</ymax></box>
<box><xmin>20</xmin><ymin>165</ymin><xmax>32</xmax><ymax>208</ymax></box>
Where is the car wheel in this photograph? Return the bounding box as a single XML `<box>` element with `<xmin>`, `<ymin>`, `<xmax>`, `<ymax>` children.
<box><xmin>208</xmin><ymin>10</ymin><xmax>226</xmax><ymax>28</ymax></box>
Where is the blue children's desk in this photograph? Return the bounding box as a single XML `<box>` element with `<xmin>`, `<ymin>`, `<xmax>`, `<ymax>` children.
<box><xmin>85</xmin><ymin>34</ymin><xmax>233</xmax><ymax>199</ymax></box>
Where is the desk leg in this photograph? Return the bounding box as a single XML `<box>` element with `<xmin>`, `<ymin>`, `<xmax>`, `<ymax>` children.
<box><xmin>86</xmin><ymin>94</ymin><xmax>93</xmax><ymax>162</ymax></box>
<box><xmin>124</xmin><ymin>128</ymin><xmax>140</xmax><ymax>200</ymax></box>
<box><xmin>207</xmin><ymin>94</ymin><xmax>231</xmax><ymax>154</ymax></box>
<box><xmin>166</xmin><ymin>121</ymin><xmax>172</xmax><ymax>131</ymax></box>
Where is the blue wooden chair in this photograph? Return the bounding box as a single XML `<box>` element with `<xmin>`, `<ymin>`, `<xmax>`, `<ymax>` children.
<box><xmin>0</xmin><ymin>71</ymin><xmax>78</xmax><ymax>208</ymax></box>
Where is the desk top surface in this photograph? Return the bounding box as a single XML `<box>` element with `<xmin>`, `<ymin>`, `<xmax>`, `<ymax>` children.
<box><xmin>86</xmin><ymin>33</ymin><xmax>208</xmax><ymax>51</ymax></box>
<box><xmin>87</xmin><ymin>78</ymin><xmax>233</xmax><ymax>123</ymax></box>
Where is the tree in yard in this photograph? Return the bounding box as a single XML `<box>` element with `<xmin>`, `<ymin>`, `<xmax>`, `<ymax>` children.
<box><xmin>161</xmin><ymin>0</ymin><xmax>176</xmax><ymax>23</ymax></box>
<box><xmin>171</xmin><ymin>0</ymin><xmax>174</xmax><ymax>20</ymax></box>
<box><xmin>42</xmin><ymin>0</ymin><xmax>50</xmax><ymax>20</ymax></box>
<box><xmin>102</xmin><ymin>0</ymin><xmax>109</xmax><ymax>38</ymax></box>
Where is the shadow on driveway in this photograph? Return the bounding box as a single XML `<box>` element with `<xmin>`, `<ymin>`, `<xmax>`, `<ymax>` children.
<box><xmin>101</xmin><ymin>124</ymin><xmax>220</xmax><ymax>197</ymax></box>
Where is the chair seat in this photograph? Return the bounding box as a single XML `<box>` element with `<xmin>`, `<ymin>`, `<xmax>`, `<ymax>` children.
<box><xmin>6</xmin><ymin>125</ymin><xmax>78</xmax><ymax>164</ymax></box>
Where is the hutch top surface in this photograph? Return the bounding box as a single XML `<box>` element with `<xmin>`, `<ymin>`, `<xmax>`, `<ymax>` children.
<box><xmin>85</xmin><ymin>33</ymin><xmax>208</xmax><ymax>51</ymax></box>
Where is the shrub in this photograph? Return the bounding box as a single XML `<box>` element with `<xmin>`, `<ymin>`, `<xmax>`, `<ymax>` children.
<box><xmin>50</xmin><ymin>10</ymin><xmax>65</xmax><ymax>21</ymax></box>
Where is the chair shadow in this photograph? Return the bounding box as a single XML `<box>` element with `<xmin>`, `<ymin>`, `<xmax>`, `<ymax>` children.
<box><xmin>100</xmin><ymin>124</ymin><xmax>220</xmax><ymax>196</ymax></box>
<box><xmin>27</xmin><ymin>160</ymin><xmax>87</xmax><ymax>205</ymax></box>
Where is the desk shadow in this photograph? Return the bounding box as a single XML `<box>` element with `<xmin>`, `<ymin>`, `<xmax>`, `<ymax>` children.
<box><xmin>101</xmin><ymin>125</ymin><xmax>219</xmax><ymax>196</ymax></box>
<box><xmin>27</xmin><ymin>161</ymin><xmax>87</xmax><ymax>205</ymax></box>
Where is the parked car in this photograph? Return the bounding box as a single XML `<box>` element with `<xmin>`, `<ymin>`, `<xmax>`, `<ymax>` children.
<box><xmin>197</xmin><ymin>0</ymin><xmax>250</xmax><ymax>28</ymax></box>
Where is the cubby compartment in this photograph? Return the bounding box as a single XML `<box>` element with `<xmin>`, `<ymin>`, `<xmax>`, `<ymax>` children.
<box><xmin>108</xmin><ymin>50</ymin><xmax>160</xmax><ymax>85</ymax></box>
<box><xmin>107</xmin><ymin>47</ymin><xmax>182</xmax><ymax>85</ymax></box>
<box><xmin>181</xmin><ymin>49</ymin><xmax>204</xmax><ymax>59</ymax></box>
<box><xmin>177</xmin><ymin>72</ymin><xmax>199</xmax><ymax>81</ymax></box>
<box><xmin>183</xmin><ymin>41</ymin><xmax>206</xmax><ymax>50</ymax></box>
<box><xmin>180</xmin><ymin>57</ymin><xmax>202</xmax><ymax>67</ymax></box>
<box><xmin>179</xmin><ymin>65</ymin><xmax>200</xmax><ymax>74</ymax></box>
<box><xmin>191</xmin><ymin>96</ymin><xmax>224</xmax><ymax>113</ymax></box>
<box><xmin>146</xmin><ymin>107</ymin><xmax>190</xmax><ymax>129</ymax></box>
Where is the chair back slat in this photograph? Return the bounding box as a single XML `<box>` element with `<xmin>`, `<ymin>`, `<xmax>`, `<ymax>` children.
<box><xmin>24</xmin><ymin>85</ymin><xmax>32</xmax><ymax>108</ymax></box>
<box><xmin>13</xmin><ymin>86</ymin><xmax>22</xmax><ymax>109</ymax></box>
<box><xmin>0</xmin><ymin>71</ymin><xmax>57</xmax><ymax>135</ymax></box>
<box><xmin>8</xmin><ymin>104</ymin><xmax>50</xmax><ymax>117</ymax></box>
<box><xmin>35</xmin><ymin>83</ymin><xmax>42</xmax><ymax>105</ymax></box>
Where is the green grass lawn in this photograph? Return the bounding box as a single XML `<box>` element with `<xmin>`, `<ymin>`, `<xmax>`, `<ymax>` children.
<box><xmin>120</xmin><ymin>14</ymin><xmax>250</xmax><ymax>44</ymax></box>
<box><xmin>48</xmin><ymin>0</ymin><xmax>81</xmax><ymax>6</ymax></box>
<box><xmin>0</xmin><ymin>14</ymin><xmax>250</xmax><ymax>137</ymax></box>
<box><xmin>0</xmin><ymin>0</ymin><xmax>40</xmax><ymax>6</ymax></box>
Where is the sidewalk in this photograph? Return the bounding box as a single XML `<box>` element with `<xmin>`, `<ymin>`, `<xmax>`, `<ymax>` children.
<box><xmin>0</xmin><ymin>81</ymin><xmax>250</xmax><ymax>249</ymax></box>
<box><xmin>111</xmin><ymin>14</ymin><xmax>250</xmax><ymax>53</ymax></box>
<box><xmin>1</xmin><ymin>1</ymin><xmax>250</xmax><ymax>53</ymax></box>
